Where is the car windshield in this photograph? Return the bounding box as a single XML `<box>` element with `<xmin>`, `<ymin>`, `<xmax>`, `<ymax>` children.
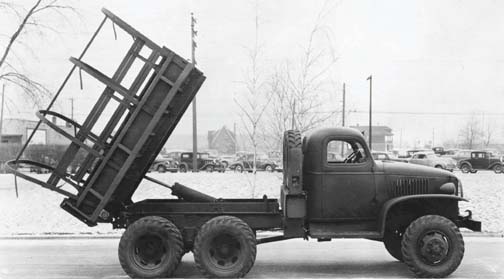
<box><xmin>199</xmin><ymin>153</ymin><xmax>210</xmax><ymax>159</ymax></box>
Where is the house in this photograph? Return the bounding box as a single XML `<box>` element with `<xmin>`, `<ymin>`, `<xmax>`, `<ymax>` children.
<box><xmin>207</xmin><ymin>126</ymin><xmax>237</xmax><ymax>155</ymax></box>
<box><xmin>350</xmin><ymin>125</ymin><xmax>393</xmax><ymax>152</ymax></box>
<box><xmin>0</xmin><ymin>118</ymin><xmax>74</xmax><ymax>145</ymax></box>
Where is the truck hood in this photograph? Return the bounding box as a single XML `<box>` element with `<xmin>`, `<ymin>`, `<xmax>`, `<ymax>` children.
<box><xmin>377</xmin><ymin>160</ymin><xmax>453</xmax><ymax>177</ymax></box>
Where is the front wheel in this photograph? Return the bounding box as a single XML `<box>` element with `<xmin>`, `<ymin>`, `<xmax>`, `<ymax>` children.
<box><xmin>402</xmin><ymin>215</ymin><xmax>464</xmax><ymax>278</ymax></box>
<box><xmin>493</xmin><ymin>164</ymin><xmax>502</xmax><ymax>174</ymax></box>
<box><xmin>118</xmin><ymin>216</ymin><xmax>184</xmax><ymax>278</ymax></box>
<box><xmin>179</xmin><ymin>165</ymin><xmax>187</xmax><ymax>173</ymax></box>
<box><xmin>264</xmin><ymin>165</ymin><xmax>274</xmax><ymax>172</ymax></box>
<box><xmin>157</xmin><ymin>165</ymin><xmax>167</xmax><ymax>173</ymax></box>
<box><xmin>205</xmin><ymin>165</ymin><xmax>214</xmax><ymax>172</ymax></box>
<box><xmin>235</xmin><ymin>165</ymin><xmax>244</xmax><ymax>173</ymax></box>
<box><xmin>193</xmin><ymin>216</ymin><xmax>256</xmax><ymax>278</ymax></box>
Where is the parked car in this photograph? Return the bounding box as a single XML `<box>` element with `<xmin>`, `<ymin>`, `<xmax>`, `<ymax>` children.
<box><xmin>398</xmin><ymin>149</ymin><xmax>431</xmax><ymax>159</ymax></box>
<box><xmin>178</xmin><ymin>152</ymin><xmax>225</xmax><ymax>172</ymax></box>
<box><xmin>149</xmin><ymin>155</ymin><xmax>178</xmax><ymax>173</ymax></box>
<box><xmin>163</xmin><ymin>150</ymin><xmax>186</xmax><ymax>165</ymax></box>
<box><xmin>409</xmin><ymin>152</ymin><xmax>456</xmax><ymax>171</ymax></box>
<box><xmin>219</xmin><ymin>154</ymin><xmax>236</xmax><ymax>169</ymax></box>
<box><xmin>371</xmin><ymin>151</ymin><xmax>408</xmax><ymax>163</ymax></box>
<box><xmin>458</xmin><ymin>151</ymin><xmax>503</xmax><ymax>173</ymax></box>
<box><xmin>229</xmin><ymin>153</ymin><xmax>277</xmax><ymax>172</ymax></box>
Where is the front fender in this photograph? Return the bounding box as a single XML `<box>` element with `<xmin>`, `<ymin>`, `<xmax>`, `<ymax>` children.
<box><xmin>488</xmin><ymin>162</ymin><xmax>502</xmax><ymax>169</ymax></box>
<box><xmin>378</xmin><ymin>194</ymin><xmax>467</xmax><ymax>237</ymax></box>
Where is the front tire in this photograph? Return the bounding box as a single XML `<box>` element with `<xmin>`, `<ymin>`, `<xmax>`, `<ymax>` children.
<box><xmin>235</xmin><ymin>165</ymin><xmax>244</xmax><ymax>173</ymax></box>
<box><xmin>118</xmin><ymin>216</ymin><xmax>184</xmax><ymax>278</ymax></box>
<box><xmin>179</xmin><ymin>165</ymin><xmax>187</xmax><ymax>173</ymax></box>
<box><xmin>264</xmin><ymin>165</ymin><xmax>274</xmax><ymax>172</ymax></box>
<box><xmin>493</xmin><ymin>164</ymin><xmax>502</xmax><ymax>174</ymax></box>
<box><xmin>157</xmin><ymin>165</ymin><xmax>167</xmax><ymax>173</ymax></box>
<box><xmin>402</xmin><ymin>215</ymin><xmax>464</xmax><ymax>278</ymax></box>
<box><xmin>193</xmin><ymin>216</ymin><xmax>256</xmax><ymax>278</ymax></box>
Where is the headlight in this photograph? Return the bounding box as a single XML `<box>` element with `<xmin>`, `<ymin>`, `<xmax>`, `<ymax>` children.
<box><xmin>440</xmin><ymin>183</ymin><xmax>456</xmax><ymax>195</ymax></box>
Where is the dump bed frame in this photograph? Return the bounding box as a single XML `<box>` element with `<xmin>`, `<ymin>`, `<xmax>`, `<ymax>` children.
<box><xmin>8</xmin><ymin>8</ymin><xmax>205</xmax><ymax>226</ymax></box>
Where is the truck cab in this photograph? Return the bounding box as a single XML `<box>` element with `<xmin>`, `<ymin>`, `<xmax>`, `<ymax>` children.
<box><xmin>281</xmin><ymin>128</ymin><xmax>480</xmax><ymax>276</ymax></box>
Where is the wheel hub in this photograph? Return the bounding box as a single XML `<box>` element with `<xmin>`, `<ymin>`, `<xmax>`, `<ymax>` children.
<box><xmin>419</xmin><ymin>232</ymin><xmax>449</xmax><ymax>264</ymax></box>
<box><xmin>134</xmin><ymin>234</ymin><xmax>166</xmax><ymax>268</ymax></box>
<box><xmin>209</xmin><ymin>234</ymin><xmax>241</xmax><ymax>267</ymax></box>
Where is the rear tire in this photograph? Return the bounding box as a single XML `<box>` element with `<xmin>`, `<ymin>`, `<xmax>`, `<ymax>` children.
<box><xmin>118</xmin><ymin>216</ymin><xmax>184</xmax><ymax>278</ymax></box>
<box><xmin>193</xmin><ymin>216</ymin><xmax>256</xmax><ymax>278</ymax></box>
<box><xmin>235</xmin><ymin>165</ymin><xmax>244</xmax><ymax>173</ymax></box>
<box><xmin>402</xmin><ymin>215</ymin><xmax>464</xmax><ymax>278</ymax></box>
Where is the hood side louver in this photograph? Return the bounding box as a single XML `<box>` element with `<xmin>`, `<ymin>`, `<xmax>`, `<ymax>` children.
<box><xmin>390</xmin><ymin>177</ymin><xmax>429</xmax><ymax>197</ymax></box>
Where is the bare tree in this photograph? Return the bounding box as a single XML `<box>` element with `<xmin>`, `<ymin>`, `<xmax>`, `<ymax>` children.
<box><xmin>0</xmin><ymin>0</ymin><xmax>76</xmax><ymax>108</ymax></box>
<box><xmin>264</xmin><ymin>3</ymin><xmax>339</xmax><ymax>150</ymax></box>
<box><xmin>458</xmin><ymin>115</ymin><xmax>482</xmax><ymax>149</ymax></box>
<box><xmin>483</xmin><ymin>121</ymin><xmax>494</xmax><ymax>148</ymax></box>
<box><xmin>234</xmin><ymin>2</ymin><xmax>272</xmax><ymax>197</ymax></box>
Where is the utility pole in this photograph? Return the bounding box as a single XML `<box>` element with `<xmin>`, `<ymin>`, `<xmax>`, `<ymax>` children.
<box><xmin>367</xmin><ymin>75</ymin><xmax>372</xmax><ymax>150</ymax></box>
<box><xmin>341</xmin><ymin>83</ymin><xmax>346</xmax><ymax>157</ymax></box>
<box><xmin>342</xmin><ymin>83</ymin><xmax>346</xmax><ymax>127</ymax></box>
<box><xmin>191</xmin><ymin>12</ymin><xmax>198</xmax><ymax>172</ymax></box>
<box><xmin>0</xmin><ymin>84</ymin><xmax>4</xmax><ymax>144</ymax></box>
<box><xmin>432</xmin><ymin>128</ymin><xmax>435</xmax><ymax>148</ymax></box>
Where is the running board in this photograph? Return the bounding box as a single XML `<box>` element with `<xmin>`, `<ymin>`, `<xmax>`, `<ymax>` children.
<box><xmin>309</xmin><ymin>223</ymin><xmax>381</xmax><ymax>239</ymax></box>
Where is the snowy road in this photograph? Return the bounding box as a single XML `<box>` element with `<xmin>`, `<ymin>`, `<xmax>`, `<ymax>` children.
<box><xmin>0</xmin><ymin>236</ymin><xmax>502</xmax><ymax>278</ymax></box>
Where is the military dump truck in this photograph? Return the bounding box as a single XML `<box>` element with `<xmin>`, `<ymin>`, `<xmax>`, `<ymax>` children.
<box><xmin>8</xmin><ymin>8</ymin><xmax>481</xmax><ymax>279</ymax></box>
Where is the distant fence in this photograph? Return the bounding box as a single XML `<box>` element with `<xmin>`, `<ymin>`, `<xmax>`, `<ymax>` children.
<box><xmin>0</xmin><ymin>144</ymin><xmax>86</xmax><ymax>173</ymax></box>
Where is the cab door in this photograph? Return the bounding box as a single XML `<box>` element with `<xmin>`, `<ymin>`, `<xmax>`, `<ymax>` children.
<box><xmin>471</xmin><ymin>152</ymin><xmax>487</xmax><ymax>169</ymax></box>
<box><xmin>320</xmin><ymin>138</ymin><xmax>377</xmax><ymax>220</ymax></box>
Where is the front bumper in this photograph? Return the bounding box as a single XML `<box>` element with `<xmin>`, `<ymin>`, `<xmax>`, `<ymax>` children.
<box><xmin>456</xmin><ymin>210</ymin><xmax>481</xmax><ymax>231</ymax></box>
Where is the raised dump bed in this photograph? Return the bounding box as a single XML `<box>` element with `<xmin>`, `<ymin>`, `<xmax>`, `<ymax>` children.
<box><xmin>7</xmin><ymin>8</ymin><xmax>206</xmax><ymax>226</ymax></box>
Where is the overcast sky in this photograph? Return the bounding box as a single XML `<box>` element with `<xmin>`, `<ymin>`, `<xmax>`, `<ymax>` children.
<box><xmin>2</xmin><ymin>0</ymin><xmax>504</xmax><ymax>148</ymax></box>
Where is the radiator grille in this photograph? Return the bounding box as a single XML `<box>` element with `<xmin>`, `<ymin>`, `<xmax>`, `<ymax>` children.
<box><xmin>390</xmin><ymin>177</ymin><xmax>429</xmax><ymax>197</ymax></box>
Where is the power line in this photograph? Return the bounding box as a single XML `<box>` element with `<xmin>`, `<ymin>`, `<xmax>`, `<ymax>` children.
<box><xmin>308</xmin><ymin>110</ymin><xmax>504</xmax><ymax>116</ymax></box>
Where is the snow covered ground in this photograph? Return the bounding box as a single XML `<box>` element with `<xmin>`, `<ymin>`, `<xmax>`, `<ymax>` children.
<box><xmin>0</xmin><ymin>170</ymin><xmax>502</xmax><ymax>235</ymax></box>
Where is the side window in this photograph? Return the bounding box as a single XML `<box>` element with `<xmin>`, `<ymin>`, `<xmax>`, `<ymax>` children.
<box><xmin>182</xmin><ymin>154</ymin><xmax>191</xmax><ymax>159</ymax></box>
<box><xmin>418</xmin><ymin>154</ymin><xmax>426</xmax><ymax>159</ymax></box>
<box><xmin>327</xmin><ymin>139</ymin><xmax>368</xmax><ymax>164</ymax></box>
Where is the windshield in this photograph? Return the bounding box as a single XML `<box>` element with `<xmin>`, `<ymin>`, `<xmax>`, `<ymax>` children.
<box><xmin>199</xmin><ymin>153</ymin><xmax>210</xmax><ymax>159</ymax></box>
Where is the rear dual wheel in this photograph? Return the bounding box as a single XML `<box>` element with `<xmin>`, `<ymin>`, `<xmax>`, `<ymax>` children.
<box><xmin>194</xmin><ymin>216</ymin><xmax>256</xmax><ymax>278</ymax></box>
<box><xmin>118</xmin><ymin>216</ymin><xmax>184</xmax><ymax>278</ymax></box>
